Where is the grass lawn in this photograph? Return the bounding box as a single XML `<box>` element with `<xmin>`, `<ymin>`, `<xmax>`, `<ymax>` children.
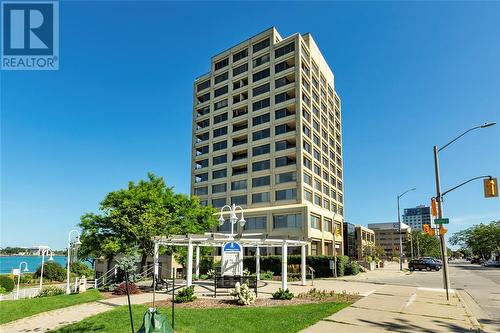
<box><xmin>0</xmin><ymin>289</ymin><xmax>102</xmax><ymax>325</ymax></box>
<box><xmin>50</xmin><ymin>302</ymin><xmax>350</xmax><ymax>333</ymax></box>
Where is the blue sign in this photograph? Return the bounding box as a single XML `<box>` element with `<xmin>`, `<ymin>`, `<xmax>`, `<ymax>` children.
<box><xmin>223</xmin><ymin>242</ymin><xmax>241</xmax><ymax>252</ymax></box>
<box><xmin>2</xmin><ymin>1</ymin><xmax>59</xmax><ymax>70</ymax></box>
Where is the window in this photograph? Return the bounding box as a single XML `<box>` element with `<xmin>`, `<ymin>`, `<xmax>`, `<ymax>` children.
<box><xmin>196</xmin><ymin>145</ymin><xmax>209</xmax><ymax>156</ymax></box>
<box><xmin>275</xmin><ymin>124</ymin><xmax>291</xmax><ymax>135</ymax></box>
<box><xmin>313</xmin><ymin>149</ymin><xmax>320</xmax><ymax>160</ymax></box>
<box><xmin>252</xmin><ymin>192</ymin><xmax>270</xmax><ymax>203</ymax></box>
<box><xmin>304</xmin><ymin>190</ymin><xmax>312</xmax><ymax>202</ymax></box>
<box><xmin>197</xmin><ymin>92</ymin><xmax>210</xmax><ymax>104</ymax></box>
<box><xmin>233</xmin><ymin>48</ymin><xmax>248</xmax><ymax>62</ymax></box>
<box><xmin>314</xmin><ymin>179</ymin><xmax>321</xmax><ymax>190</ymax></box>
<box><xmin>253</xmin><ymin>144</ymin><xmax>270</xmax><ymax>156</ymax></box>
<box><xmin>273</xmin><ymin>214</ymin><xmax>301</xmax><ymax>229</ymax></box>
<box><xmin>231</xmin><ymin>195</ymin><xmax>247</xmax><ymax>205</ymax></box>
<box><xmin>214</xmin><ymin>99</ymin><xmax>228</xmax><ymax>110</ymax></box>
<box><xmin>252</xmin><ymin>98</ymin><xmax>270</xmax><ymax>111</ymax></box>
<box><xmin>233</xmin><ymin>165</ymin><xmax>248</xmax><ymax>176</ymax></box>
<box><xmin>275</xmin><ymin>156</ymin><xmax>295</xmax><ymax>167</ymax></box>
<box><xmin>212</xmin><ymin>169</ymin><xmax>227</xmax><ymax>179</ymax></box>
<box><xmin>275</xmin><ymin>59</ymin><xmax>293</xmax><ymax>73</ymax></box>
<box><xmin>314</xmin><ymin>194</ymin><xmax>321</xmax><ymax>206</ymax></box>
<box><xmin>233</xmin><ymin>63</ymin><xmax>248</xmax><ymax>76</ymax></box>
<box><xmin>253</xmin><ymin>38</ymin><xmax>270</xmax><ymax>53</ymax></box>
<box><xmin>212</xmin><ymin>198</ymin><xmax>226</xmax><ymax>207</ymax></box>
<box><xmin>303</xmin><ymin>157</ymin><xmax>312</xmax><ymax>169</ymax></box>
<box><xmin>195</xmin><ymin>159</ymin><xmax>208</xmax><ymax>169</ymax></box>
<box><xmin>214</xmin><ymin>72</ymin><xmax>228</xmax><ymax>84</ymax></box>
<box><xmin>314</xmin><ymin>164</ymin><xmax>320</xmax><ymax>175</ymax></box>
<box><xmin>252</xmin><ymin>175</ymin><xmax>270</xmax><ymax>187</ymax></box>
<box><xmin>194</xmin><ymin>186</ymin><xmax>208</xmax><ymax>196</ymax></box>
<box><xmin>214</xmin><ymin>58</ymin><xmax>228</xmax><ymax>70</ymax></box>
<box><xmin>303</xmin><ymin>125</ymin><xmax>311</xmax><ymax>137</ymax></box>
<box><xmin>252</xmin><ymin>160</ymin><xmax>270</xmax><ymax>171</ymax></box>
<box><xmin>213</xmin><ymin>154</ymin><xmax>227</xmax><ymax>165</ymax></box>
<box><xmin>276</xmin><ymin>139</ymin><xmax>295</xmax><ymax>151</ymax></box>
<box><xmin>196</xmin><ymin>118</ymin><xmax>209</xmax><ymax>129</ymax></box>
<box><xmin>252</xmin><ymin>128</ymin><xmax>270</xmax><ymax>141</ymax></box>
<box><xmin>196</xmin><ymin>106</ymin><xmax>210</xmax><ymax>117</ymax></box>
<box><xmin>275</xmin><ymin>107</ymin><xmax>293</xmax><ymax>119</ymax></box>
<box><xmin>276</xmin><ymin>76</ymin><xmax>293</xmax><ymax>89</ymax></box>
<box><xmin>253</xmin><ymin>53</ymin><xmax>270</xmax><ymax>67</ymax></box>
<box><xmin>253</xmin><ymin>68</ymin><xmax>270</xmax><ymax>82</ymax></box>
<box><xmin>253</xmin><ymin>83</ymin><xmax>270</xmax><ymax>97</ymax></box>
<box><xmin>212</xmin><ymin>183</ymin><xmax>227</xmax><ymax>194</ymax></box>
<box><xmin>197</xmin><ymin>80</ymin><xmax>210</xmax><ymax>92</ymax></box>
<box><xmin>275</xmin><ymin>42</ymin><xmax>295</xmax><ymax>58</ymax></box>
<box><xmin>213</xmin><ymin>126</ymin><xmax>227</xmax><ymax>137</ymax></box>
<box><xmin>244</xmin><ymin>216</ymin><xmax>266</xmax><ymax>230</ymax></box>
<box><xmin>231</xmin><ymin>180</ymin><xmax>247</xmax><ymax>191</ymax></box>
<box><xmin>276</xmin><ymin>171</ymin><xmax>296</xmax><ymax>184</ymax></box>
<box><xmin>213</xmin><ymin>140</ymin><xmax>227</xmax><ymax>151</ymax></box>
<box><xmin>195</xmin><ymin>173</ymin><xmax>208</xmax><ymax>183</ymax></box>
<box><xmin>214</xmin><ymin>86</ymin><xmax>228</xmax><ymax>97</ymax></box>
<box><xmin>275</xmin><ymin>92</ymin><xmax>293</xmax><ymax>104</ymax></box>
<box><xmin>214</xmin><ymin>112</ymin><xmax>228</xmax><ymax>124</ymax></box>
<box><xmin>311</xmin><ymin>215</ymin><xmax>321</xmax><ymax>229</ymax></box>
<box><xmin>303</xmin><ymin>172</ymin><xmax>312</xmax><ymax>185</ymax></box>
<box><xmin>252</xmin><ymin>113</ymin><xmax>270</xmax><ymax>126</ymax></box>
<box><xmin>276</xmin><ymin>188</ymin><xmax>296</xmax><ymax>200</ymax></box>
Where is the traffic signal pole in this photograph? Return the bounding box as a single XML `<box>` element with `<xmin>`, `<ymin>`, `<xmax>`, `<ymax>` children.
<box><xmin>433</xmin><ymin>145</ymin><xmax>450</xmax><ymax>301</ymax></box>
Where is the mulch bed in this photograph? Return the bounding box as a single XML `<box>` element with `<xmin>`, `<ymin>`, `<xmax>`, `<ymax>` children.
<box><xmin>150</xmin><ymin>296</ymin><xmax>350</xmax><ymax>309</ymax></box>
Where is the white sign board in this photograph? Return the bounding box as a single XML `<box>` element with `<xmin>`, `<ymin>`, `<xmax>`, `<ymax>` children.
<box><xmin>221</xmin><ymin>242</ymin><xmax>242</xmax><ymax>276</ymax></box>
<box><xmin>12</xmin><ymin>268</ymin><xmax>20</xmax><ymax>276</ymax></box>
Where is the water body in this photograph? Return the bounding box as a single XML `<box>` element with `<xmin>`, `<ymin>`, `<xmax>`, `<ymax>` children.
<box><xmin>0</xmin><ymin>256</ymin><xmax>68</xmax><ymax>274</ymax></box>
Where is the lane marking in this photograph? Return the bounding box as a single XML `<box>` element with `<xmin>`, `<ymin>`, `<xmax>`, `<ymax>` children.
<box><xmin>361</xmin><ymin>289</ymin><xmax>376</xmax><ymax>297</ymax></box>
<box><xmin>418</xmin><ymin>287</ymin><xmax>456</xmax><ymax>293</ymax></box>
<box><xmin>404</xmin><ymin>292</ymin><xmax>417</xmax><ymax>308</ymax></box>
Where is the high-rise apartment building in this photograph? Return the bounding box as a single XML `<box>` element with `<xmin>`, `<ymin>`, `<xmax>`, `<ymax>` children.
<box><xmin>402</xmin><ymin>205</ymin><xmax>432</xmax><ymax>230</ymax></box>
<box><xmin>191</xmin><ymin>28</ymin><xmax>344</xmax><ymax>255</ymax></box>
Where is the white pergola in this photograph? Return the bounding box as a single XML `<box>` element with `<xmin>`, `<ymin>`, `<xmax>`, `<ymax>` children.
<box><xmin>153</xmin><ymin>233</ymin><xmax>309</xmax><ymax>290</ymax></box>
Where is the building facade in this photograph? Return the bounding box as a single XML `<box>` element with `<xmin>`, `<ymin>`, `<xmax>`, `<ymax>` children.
<box><xmin>191</xmin><ymin>27</ymin><xmax>344</xmax><ymax>255</ymax></box>
<box><xmin>402</xmin><ymin>205</ymin><xmax>432</xmax><ymax>230</ymax></box>
<box><xmin>343</xmin><ymin>222</ymin><xmax>356</xmax><ymax>259</ymax></box>
<box><xmin>368</xmin><ymin>222</ymin><xmax>411</xmax><ymax>260</ymax></box>
<box><xmin>355</xmin><ymin>225</ymin><xmax>375</xmax><ymax>260</ymax></box>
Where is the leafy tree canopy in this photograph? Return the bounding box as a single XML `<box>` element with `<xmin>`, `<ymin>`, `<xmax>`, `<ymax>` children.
<box><xmin>79</xmin><ymin>173</ymin><xmax>218</xmax><ymax>268</ymax></box>
<box><xmin>450</xmin><ymin>221</ymin><xmax>500</xmax><ymax>260</ymax></box>
<box><xmin>405</xmin><ymin>230</ymin><xmax>442</xmax><ymax>258</ymax></box>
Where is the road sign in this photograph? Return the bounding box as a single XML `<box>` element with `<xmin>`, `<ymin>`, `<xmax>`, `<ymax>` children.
<box><xmin>434</xmin><ymin>218</ymin><xmax>449</xmax><ymax>224</ymax></box>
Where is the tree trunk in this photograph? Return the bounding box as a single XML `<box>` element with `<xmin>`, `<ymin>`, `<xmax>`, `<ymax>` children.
<box><xmin>140</xmin><ymin>252</ymin><xmax>147</xmax><ymax>273</ymax></box>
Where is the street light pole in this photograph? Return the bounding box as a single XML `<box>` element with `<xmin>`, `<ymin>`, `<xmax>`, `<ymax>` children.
<box><xmin>16</xmin><ymin>261</ymin><xmax>29</xmax><ymax>299</ymax></box>
<box><xmin>433</xmin><ymin>122</ymin><xmax>496</xmax><ymax>301</ymax></box>
<box><xmin>38</xmin><ymin>248</ymin><xmax>53</xmax><ymax>291</ymax></box>
<box><xmin>66</xmin><ymin>230</ymin><xmax>81</xmax><ymax>294</ymax></box>
<box><xmin>397</xmin><ymin>188</ymin><xmax>416</xmax><ymax>271</ymax></box>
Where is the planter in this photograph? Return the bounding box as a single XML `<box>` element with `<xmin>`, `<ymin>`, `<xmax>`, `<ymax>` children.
<box><xmin>360</xmin><ymin>261</ymin><xmax>376</xmax><ymax>271</ymax></box>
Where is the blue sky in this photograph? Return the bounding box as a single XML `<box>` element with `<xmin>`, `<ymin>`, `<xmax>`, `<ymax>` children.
<box><xmin>1</xmin><ymin>1</ymin><xmax>499</xmax><ymax>249</ymax></box>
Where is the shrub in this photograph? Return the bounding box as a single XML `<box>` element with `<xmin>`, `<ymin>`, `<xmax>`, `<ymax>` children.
<box><xmin>199</xmin><ymin>274</ymin><xmax>209</xmax><ymax>280</ymax></box>
<box><xmin>259</xmin><ymin>270</ymin><xmax>274</xmax><ymax>280</ymax></box>
<box><xmin>243</xmin><ymin>255</ymin><xmax>338</xmax><ymax>278</ymax></box>
<box><xmin>345</xmin><ymin>261</ymin><xmax>360</xmax><ymax>276</ymax></box>
<box><xmin>231</xmin><ymin>282</ymin><xmax>256</xmax><ymax>305</ymax></box>
<box><xmin>98</xmin><ymin>284</ymin><xmax>117</xmax><ymax>292</ymax></box>
<box><xmin>113</xmin><ymin>282</ymin><xmax>140</xmax><ymax>295</ymax></box>
<box><xmin>33</xmin><ymin>262</ymin><xmax>66</xmax><ymax>281</ymax></box>
<box><xmin>0</xmin><ymin>286</ymin><xmax>8</xmax><ymax>295</ymax></box>
<box><xmin>336</xmin><ymin>255</ymin><xmax>349</xmax><ymax>277</ymax></box>
<box><xmin>272</xmin><ymin>288</ymin><xmax>294</xmax><ymax>300</ymax></box>
<box><xmin>19</xmin><ymin>273</ymin><xmax>34</xmax><ymax>284</ymax></box>
<box><xmin>71</xmin><ymin>262</ymin><xmax>94</xmax><ymax>278</ymax></box>
<box><xmin>206</xmin><ymin>269</ymin><xmax>215</xmax><ymax>279</ymax></box>
<box><xmin>175</xmin><ymin>286</ymin><xmax>196</xmax><ymax>303</ymax></box>
<box><xmin>0</xmin><ymin>275</ymin><xmax>15</xmax><ymax>292</ymax></box>
<box><xmin>36</xmin><ymin>285</ymin><xmax>65</xmax><ymax>297</ymax></box>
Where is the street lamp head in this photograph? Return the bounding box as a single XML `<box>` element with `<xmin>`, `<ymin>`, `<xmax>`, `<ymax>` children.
<box><xmin>48</xmin><ymin>253</ymin><xmax>54</xmax><ymax>262</ymax></box>
<box><xmin>74</xmin><ymin>236</ymin><xmax>82</xmax><ymax>247</ymax></box>
<box><xmin>218</xmin><ymin>214</ymin><xmax>225</xmax><ymax>226</ymax></box>
<box><xmin>238</xmin><ymin>217</ymin><xmax>246</xmax><ymax>228</ymax></box>
<box><xmin>480</xmin><ymin>122</ymin><xmax>496</xmax><ymax>128</ymax></box>
<box><xmin>23</xmin><ymin>266</ymin><xmax>29</xmax><ymax>272</ymax></box>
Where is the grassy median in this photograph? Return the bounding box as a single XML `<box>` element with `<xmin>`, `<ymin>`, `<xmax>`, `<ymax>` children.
<box><xmin>0</xmin><ymin>289</ymin><xmax>102</xmax><ymax>325</ymax></box>
<box><xmin>50</xmin><ymin>302</ymin><xmax>350</xmax><ymax>333</ymax></box>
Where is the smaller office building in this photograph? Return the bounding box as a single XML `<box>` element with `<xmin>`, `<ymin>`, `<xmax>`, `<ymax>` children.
<box><xmin>355</xmin><ymin>225</ymin><xmax>375</xmax><ymax>260</ymax></box>
<box><xmin>368</xmin><ymin>222</ymin><xmax>411</xmax><ymax>260</ymax></box>
<box><xmin>402</xmin><ymin>205</ymin><xmax>432</xmax><ymax>230</ymax></box>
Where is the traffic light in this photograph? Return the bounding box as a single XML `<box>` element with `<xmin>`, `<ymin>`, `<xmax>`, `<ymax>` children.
<box><xmin>429</xmin><ymin>228</ymin><xmax>435</xmax><ymax>236</ymax></box>
<box><xmin>439</xmin><ymin>226</ymin><xmax>447</xmax><ymax>235</ymax></box>
<box><xmin>423</xmin><ymin>224</ymin><xmax>431</xmax><ymax>234</ymax></box>
<box><xmin>431</xmin><ymin>198</ymin><xmax>438</xmax><ymax>217</ymax></box>
<box><xmin>484</xmin><ymin>177</ymin><xmax>498</xmax><ymax>198</ymax></box>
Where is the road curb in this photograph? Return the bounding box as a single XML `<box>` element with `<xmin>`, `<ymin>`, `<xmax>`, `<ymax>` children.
<box><xmin>455</xmin><ymin>289</ymin><xmax>482</xmax><ymax>332</ymax></box>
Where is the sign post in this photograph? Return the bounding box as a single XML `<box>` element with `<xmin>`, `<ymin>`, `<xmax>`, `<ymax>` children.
<box><xmin>221</xmin><ymin>242</ymin><xmax>242</xmax><ymax>276</ymax></box>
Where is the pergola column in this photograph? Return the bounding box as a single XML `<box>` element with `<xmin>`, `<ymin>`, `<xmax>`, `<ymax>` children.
<box><xmin>195</xmin><ymin>245</ymin><xmax>200</xmax><ymax>280</ymax></box>
<box><xmin>187</xmin><ymin>239</ymin><xmax>193</xmax><ymax>287</ymax></box>
<box><xmin>282</xmin><ymin>242</ymin><xmax>288</xmax><ymax>290</ymax></box>
<box><xmin>256</xmin><ymin>246</ymin><xmax>261</xmax><ymax>281</ymax></box>
<box><xmin>239</xmin><ymin>245</ymin><xmax>244</xmax><ymax>275</ymax></box>
<box><xmin>301</xmin><ymin>244</ymin><xmax>306</xmax><ymax>286</ymax></box>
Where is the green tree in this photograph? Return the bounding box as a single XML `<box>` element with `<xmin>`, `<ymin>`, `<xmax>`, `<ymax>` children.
<box><xmin>79</xmin><ymin>173</ymin><xmax>218</xmax><ymax>269</ymax></box>
<box><xmin>450</xmin><ymin>221</ymin><xmax>500</xmax><ymax>260</ymax></box>
<box><xmin>34</xmin><ymin>262</ymin><xmax>66</xmax><ymax>281</ymax></box>
<box><xmin>405</xmin><ymin>230</ymin><xmax>442</xmax><ymax>258</ymax></box>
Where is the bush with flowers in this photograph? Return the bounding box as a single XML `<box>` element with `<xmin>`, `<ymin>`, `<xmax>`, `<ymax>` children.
<box><xmin>230</xmin><ymin>282</ymin><xmax>256</xmax><ymax>305</ymax></box>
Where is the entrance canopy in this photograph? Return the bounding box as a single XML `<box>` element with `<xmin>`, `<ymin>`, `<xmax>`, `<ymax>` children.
<box><xmin>153</xmin><ymin>233</ymin><xmax>309</xmax><ymax>290</ymax></box>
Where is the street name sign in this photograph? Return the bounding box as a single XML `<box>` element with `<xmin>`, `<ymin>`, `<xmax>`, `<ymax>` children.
<box><xmin>434</xmin><ymin>218</ymin><xmax>449</xmax><ymax>224</ymax></box>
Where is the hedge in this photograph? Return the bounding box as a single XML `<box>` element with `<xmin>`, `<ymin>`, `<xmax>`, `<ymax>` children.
<box><xmin>0</xmin><ymin>275</ymin><xmax>15</xmax><ymax>292</ymax></box>
<box><xmin>243</xmin><ymin>255</ymin><xmax>349</xmax><ymax>278</ymax></box>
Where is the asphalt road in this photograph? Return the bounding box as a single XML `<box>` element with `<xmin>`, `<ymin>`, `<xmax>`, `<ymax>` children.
<box><xmin>349</xmin><ymin>260</ymin><xmax>500</xmax><ymax>332</ymax></box>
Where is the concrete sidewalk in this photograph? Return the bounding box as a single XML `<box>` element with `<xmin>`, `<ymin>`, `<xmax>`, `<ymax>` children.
<box><xmin>301</xmin><ymin>285</ymin><xmax>479</xmax><ymax>333</ymax></box>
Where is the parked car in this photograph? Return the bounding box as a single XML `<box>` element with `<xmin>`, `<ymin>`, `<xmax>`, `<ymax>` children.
<box><xmin>419</xmin><ymin>257</ymin><xmax>442</xmax><ymax>264</ymax></box>
<box><xmin>409</xmin><ymin>259</ymin><xmax>442</xmax><ymax>271</ymax></box>
<box><xmin>482</xmin><ymin>260</ymin><xmax>500</xmax><ymax>267</ymax></box>
<box><xmin>470</xmin><ymin>258</ymin><xmax>482</xmax><ymax>264</ymax></box>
